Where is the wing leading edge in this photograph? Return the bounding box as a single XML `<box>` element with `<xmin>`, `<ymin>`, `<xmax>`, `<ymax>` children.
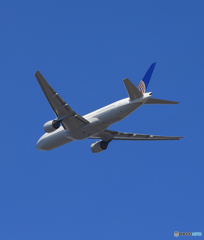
<box><xmin>35</xmin><ymin>71</ymin><xmax>89</xmax><ymax>131</ymax></box>
<box><xmin>90</xmin><ymin>129</ymin><xmax>184</xmax><ymax>141</ymax></box>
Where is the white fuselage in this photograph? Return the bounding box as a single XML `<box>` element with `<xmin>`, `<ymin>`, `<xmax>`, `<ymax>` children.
<box><xmin>36</xmin><ymin>93</ymin><xmax>152</xmax><ymax>150</ymax></box>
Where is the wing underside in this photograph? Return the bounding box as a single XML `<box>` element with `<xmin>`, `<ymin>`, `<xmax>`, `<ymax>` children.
<box><xmin>90</xmin><ymin>129</ymin><xmax>184</xmax><ymax>141</ymax></box>
<box><xmin>35</xmin><ymin>71</ymin><xmax>89</xmax><ymax>131</ymax></box>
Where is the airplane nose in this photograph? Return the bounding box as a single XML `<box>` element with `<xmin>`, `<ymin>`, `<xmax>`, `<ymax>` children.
<box><xmin>36</xmin><ymin>139</ymin><xmax>46</xmax><ymax>151</ymax></box>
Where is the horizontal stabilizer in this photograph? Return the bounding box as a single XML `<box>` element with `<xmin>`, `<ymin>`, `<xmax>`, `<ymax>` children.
<box><xmin>144</xmin><ymin>98</ymin><xmax>179</xmax><ymax>104</ymax></box>
<box><xmin>123</xmin><ymin>78</ymin><xmax>143</xmax><ymax>101</ymax></box>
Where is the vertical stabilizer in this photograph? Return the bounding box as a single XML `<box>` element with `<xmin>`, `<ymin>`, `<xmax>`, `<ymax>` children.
<box><xmin>123</xmin><ymin>78</ymin><xmax>143</xmax><ymax>100</ymax></box>
<box><xmin>137</xmin><ymin>62</ymin><xmax>156</xmax><ymax>93</ymax></box>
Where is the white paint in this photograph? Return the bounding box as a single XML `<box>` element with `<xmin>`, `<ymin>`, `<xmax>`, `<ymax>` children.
<box><xmin>36</xmin><ymin>93</ymin><xmax>151</xmax><ymax>151</ymax></box>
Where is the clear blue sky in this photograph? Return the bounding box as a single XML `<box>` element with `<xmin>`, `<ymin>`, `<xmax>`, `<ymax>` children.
<box><xmin>0</xmin><ymin>0</ymin><xmax>203</xmax><ymax>239</ymax></box>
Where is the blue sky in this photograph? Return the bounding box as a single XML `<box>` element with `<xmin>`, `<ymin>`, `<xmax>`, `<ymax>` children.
<box><xmin>0</xmin><ymin>0</ymin><xmax>203</xmax><ymax>239</ymax></box>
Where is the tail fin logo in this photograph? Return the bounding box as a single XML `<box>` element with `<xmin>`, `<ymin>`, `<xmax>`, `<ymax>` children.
<box><xmin>137</xmin><ymin>62</ymin><xmax>156</xmax><ymax>93</ymax></box>
<box><xmin>137</xmin><ymin>80</ymin><xmax>146</xmax><ymax>93</ymax></box>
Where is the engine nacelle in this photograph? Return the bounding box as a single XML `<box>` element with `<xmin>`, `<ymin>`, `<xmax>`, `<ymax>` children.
<box><xmin>43</xmin><ymin>120</ymin><xmax>60</xmax><ymax>133</ymax></box>
<box><xmin>90</xmin><ymin>140</ymin><xmax>110</xmax><ymax>153</ymax></box>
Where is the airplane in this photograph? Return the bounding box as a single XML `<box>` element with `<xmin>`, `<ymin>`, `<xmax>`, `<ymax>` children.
<box><xmin>35</xmin><ymin>63</ymin><xmax>183</xmax><ymax>153</ymax></box>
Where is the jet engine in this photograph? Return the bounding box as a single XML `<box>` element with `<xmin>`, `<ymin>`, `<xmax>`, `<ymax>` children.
<box><xmin>43</xmin><ymin>120</ymin><xmax>61</xmax><ymax>133</ymax></box>
<box><xmin>90</xmin><ymin>140</ymin><xmax>111</xmax><ymax>153</ymax></box>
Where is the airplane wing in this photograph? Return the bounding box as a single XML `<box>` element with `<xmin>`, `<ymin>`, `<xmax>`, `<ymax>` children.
<box><xmin>35</xmin><ymin>71</ymin><xmax>89</xmax><ymax>131</ymax></box>
<box><xmin>89</xmin><ymin>129</ymin><xmax>184</xmax><ymax>141</ymax></box>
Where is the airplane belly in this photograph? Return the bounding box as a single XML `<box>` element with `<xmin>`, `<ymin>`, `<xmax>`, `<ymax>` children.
<box><xmin>67</xmin><ymin>127</ymin><xmax>104</xmax><ymax>140</ymax></box>
<box><xmin>117</xmin><ymin>102</ymin><xmax>142</xmax><ymax>120</ymax></box>
<box><xmin>65</xmin><ymin>118</ymin><xmax>109</xmax><ymax>140</ymax></box>
<box><xmin>98</xmin><ymin>102</ymin><xmax>142</xmax><ymax>125</ymax></box>
<box><xmin>36</xmin><ymin>130</ymin><xmax>73</xmax><ymax>151</ymax></box>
